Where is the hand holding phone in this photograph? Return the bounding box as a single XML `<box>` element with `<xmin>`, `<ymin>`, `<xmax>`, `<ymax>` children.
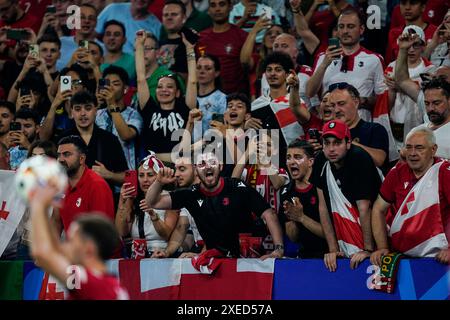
<box><xmin>29</xmin><ymin>44</ymin><xmax>39</xmax><ymax>58</ymax></box>
<box><xmin>79</xmin><ymin>40</ymin><xmax>89</xmax><ymax>50</ymax></box>
<box><xmin>46</xmin><ymin>5</ymin><xmax>56</xmax><ymax>14</ymax></box>
<box><xmin>308</xmin><ymin>128</ymin><xmax>322</xmax><ymax>142</ymax></box>
<box><xmin>6</xmin><ymin>29</ymin><xmax>30</xmax><ymax>41</ymax></box>
<box><xmin>10</xmin><ymin>122</ymin><xmax>22</xmax><ymax>132</ymax></box>
<box><xmin>263</xmin><ymin>7</ymin><xmax>272</xmax><ymax>21</ymax></box>
<box><xmin>124</xmin><ymin>170</ymin><xmax>138</xmax><ymax>198</ymax></box>
<box><xmin>211</xmin><ymin>113</ymin><xmax>224</xmax><ymax>123</ymax></box>
<box><xmin>98</xmin><ymin>78</ymin><xmax>110</xmax><ymax>91</ymax></box>
<box><xmin>328</xmin><ymin>37</ymin><xmax>340</xmax><ymax>49</ymax></box>
<box><xmin>60</xmin><ymin>75</ymin><xmax>72</xmax><ymax>92</ymax></box>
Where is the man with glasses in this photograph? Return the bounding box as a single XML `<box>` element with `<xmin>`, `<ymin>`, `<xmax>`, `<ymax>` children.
<box><xmin>57</xmin><ymin>3</ymin><xmax>105</xmax><ymax>71</ymax></box>
<box><xmin>146</xmin><ymin>151</ymin><xmax>285</xmax><ymax>259</ymax></box>
<box><xmin>385</xmin><ymin>26</ymin><xmax>434</xmax><ymax>152</ymax></box>
<box><xmin>386</xmin><ymin>0</ymin><xmax>437</xmax><ymax>64</ymax></box>
<box><xmin>306</xmin><ymin>8</ymin><xmax>385</xmax><ymax>121</ymax></box>
<box><xmin>371</xmin><ymin>127</ymin><xmax>450</xmax><ymax>265</ymax></box>
<box><xmin>395</xmin><ymin>32</ymin><xmax>450</xmax><ymax>160</ymax></box>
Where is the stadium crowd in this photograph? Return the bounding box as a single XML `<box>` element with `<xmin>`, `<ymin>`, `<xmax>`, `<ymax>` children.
<box><xmin>0</xmin><ymin>0</ymin><xmax>450</xmax><ymax>299</ymax></box>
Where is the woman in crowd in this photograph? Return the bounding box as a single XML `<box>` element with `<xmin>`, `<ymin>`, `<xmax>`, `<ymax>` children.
<box><xmin>115</xmin><ymin>156</ymin><xmax>180</xmax><ymax>258</ymax></box>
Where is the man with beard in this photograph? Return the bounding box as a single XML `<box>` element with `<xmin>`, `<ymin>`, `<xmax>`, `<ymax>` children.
<box><xmin>306</xmin><ymin>8</ymin><xmax>385</xmax><ymax>121</ymax></box>
<box><xmin>279</xmin><ymin>140</ymin><xmax>327</xmax><ymax>258</ymax></box>
<box><xmin>412</xmin><ymin>77</ymin><xmax>450</xmax><ymax>159</ymax></box>
<box><xmin>146</xmin><ymin>151</ymin><xmax>285</xmax><ymax>259</ymax></box>
<box><xmin>395</xmin><ymin>33</ymin><xmax>450</xmax><ymax>159</ymax></box>
<box><xmin>53</xmin><ymin>135</ymin><xmax>115</xmax><ymax>235</ymax></box>
<box><xmin>152</xmin><ymin>155</ymin><xmax>205</xmax><ymax>258</ymax></box>
<box><xmin>100</xmin><ymin>20</ymin><xmax>136</xmax><ymax>82</ymax></box>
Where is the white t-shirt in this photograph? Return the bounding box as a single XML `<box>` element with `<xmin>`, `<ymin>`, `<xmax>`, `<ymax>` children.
<box><xmin>386</xmin><ymin>58</ymin><xmax>435</xmax><ymax>147</ymax></box>
<box><xmin>313</xmin><ymin>46</ymin><xmax>386</xmax><ymax>99</ymax></box>
<box><xmin>131</xmin><ymin>209</ymin><xmax>168</xmax><ymax>251</ymax></box>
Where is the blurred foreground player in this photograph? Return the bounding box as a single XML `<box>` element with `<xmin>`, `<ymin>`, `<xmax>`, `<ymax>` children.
<box><xmin>29</xmin><ymin>184</ymin><xmax>128</xmax><ymax>300</ymax></box>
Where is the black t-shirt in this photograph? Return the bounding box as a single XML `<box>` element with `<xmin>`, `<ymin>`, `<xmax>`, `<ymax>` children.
<box><xmin>170</xmin><ymin>177</ymin><xmax>271</xmax><ymax>256</ymax></box>
<box><xmin>61</xmin><ymin>125</ymin><xmax>129</xmax><ymax>173</ymax></box>
<box><xmin>314</xmin><ymin>145</ymin><xmax>382</xmax><ymax>213</ymax></box>
<box><xmin>278</xmin><ymin>182</ymin><xmax>328</xmax><ymax>258</ymax></box>
<box><xmin>139</xmin><ymin>97</ymin><xmax>190</xmax><ymax>154</ymax></box>
<box><xmin>158</xmin><ymin>37</ymin><xmax>188</xmax><ymax>74</ymax></box>
<box><xmin>351</xmin><ymin>119</ymin><xmax>389</xmax><ymax>170</ymax></box>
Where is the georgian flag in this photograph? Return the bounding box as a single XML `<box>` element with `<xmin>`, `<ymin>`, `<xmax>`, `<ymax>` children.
<box><xmin>325</xmin><ymin>162</ymin><xmax>364</xmax><ymax>257</ymax></box>
<box><xmin>0</xmin><ymin>170</ymin><xmax>27</xmax><ymax>257</ymax></box>
<box><xmin>251</xmin><ymin>95</ymin><xmax>305</xmax><ymax>145</ymax></box>
<box><xmin>389</xmin><ymin>161</ymin><xmax>448</xmax><ymax>257</ymax></box>
<box><xmin>373</xmin><ymin>91</ymin><xmax>400</xmax><ymax>162</ymax></box>
<box><xmin>115</xmin><ymin>258</ymin><xmax>275</xmax><ymax>300</ymax></box>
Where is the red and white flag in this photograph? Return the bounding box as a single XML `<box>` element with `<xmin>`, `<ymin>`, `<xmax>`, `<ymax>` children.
<box><xmin>251</xmin><ymin>95</ymin><xmax>305</xmax><ymax>145</ymax></box>
<box><xmin>39</xmin><ymin>273</ymin><xmax>68</xmax><ymax>300</ymax></box>
<box><xmin>325</xmin><ymin>162</ymin><xmax>364</xmax><ymax>257</ymax></box>
<box><xmin>373</xmin><ymin>92</ymin><xmax>400</xmax><ymax>162</ymax></box>
<box><xmin>116</xmin><ymin>258</ymin><xmax>274</xmax><ymax>300</ymax></box>
<box><xmin>0</xmin><ymin>170</ymin><xmax>27</xmax><ymax>257</ymax></box>
<box><xmin>389</xmin><ymin>161</ymin><xmax>448</xmax><ymax>257</ymax></box>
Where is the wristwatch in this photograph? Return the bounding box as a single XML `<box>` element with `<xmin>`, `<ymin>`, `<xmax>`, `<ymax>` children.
<box><xmin>274</xmin><ymin>244</ymin><xmax>284</xmax><ymax>251</ymax></box>
<box><xmin>109</xmin><ymin>106</ymin><xmax>121</xmax><ymax>113</ymax></box>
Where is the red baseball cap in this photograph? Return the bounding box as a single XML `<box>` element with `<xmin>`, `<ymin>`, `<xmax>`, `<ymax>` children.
<box><xmin>322</xmin><ymin>120</ymin><xmax>351</xmax><ymax>140</ymax></box>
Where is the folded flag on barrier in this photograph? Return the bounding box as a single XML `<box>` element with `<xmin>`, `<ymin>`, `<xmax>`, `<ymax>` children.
<box><xmin>117</xmin><ymin>258</ymin><xmax>275</xmax><ymax>300</ymax></box>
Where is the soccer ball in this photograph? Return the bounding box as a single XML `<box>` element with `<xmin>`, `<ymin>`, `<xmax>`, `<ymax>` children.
<box><xmin>15</xmin><ymin>155</ymin><xmax>68</xmax><ymax>202</ymax></box>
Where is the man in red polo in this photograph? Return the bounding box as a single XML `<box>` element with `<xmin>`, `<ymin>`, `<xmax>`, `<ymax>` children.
<box><xmin>52</xmin><ymin>135</ymin><xmax>115</xmax><ymax>234</ymax></box>
<box><xmin>371</xmin><ymin>127</ymin><xmax>450</xmax><ymax>265</ymax></box>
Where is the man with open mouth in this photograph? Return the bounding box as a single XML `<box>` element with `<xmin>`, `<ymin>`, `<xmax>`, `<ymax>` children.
<box><xmin>146</xmin><ymin>151</ymin><xmax>285</xmax><ymax>259</ymax></box>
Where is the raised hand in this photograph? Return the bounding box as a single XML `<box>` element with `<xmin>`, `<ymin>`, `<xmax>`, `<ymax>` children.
<box><xmin>286</xmin><ymin>69</ymin><xmax>299</xmax><ymax>89</ymax></box>
<box><xmin>397</xmin><ymin>32</ymin><xmax>419</xmax><ymax>51</ymax></box>
<box><xmin>156</xmin><ymin>167</ymin><xmax>176</xmax><ymax>185</ymax></box>
<box><xmin>188</xmin><ymin>108</ymin><xmax>202</xmax><ymax>124</ymax></box>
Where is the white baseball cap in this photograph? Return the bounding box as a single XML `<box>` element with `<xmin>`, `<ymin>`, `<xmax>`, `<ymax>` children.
<box><xmin>401</xmin><ymin>25</ymin><xmax>426</xmax><ymax>44</ymax></box>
